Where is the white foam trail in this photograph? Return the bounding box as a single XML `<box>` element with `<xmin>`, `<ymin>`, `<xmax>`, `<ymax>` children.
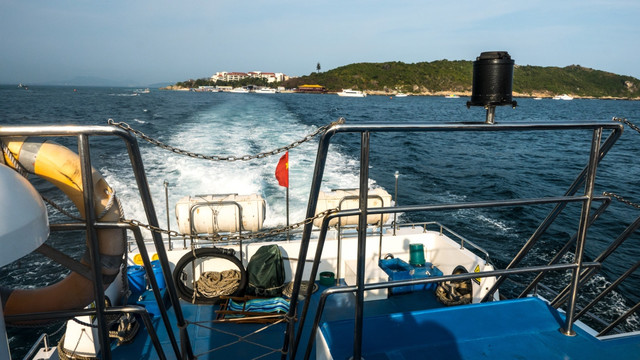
<box><xmin>104</xmin><ymin>95</ymin><xmax>379</xmax><ymax>238</ymax></box>
<box><xmin>475</xmin><ymin>214</ymin><xmax>512</xmax><ymax>233</ymax></box>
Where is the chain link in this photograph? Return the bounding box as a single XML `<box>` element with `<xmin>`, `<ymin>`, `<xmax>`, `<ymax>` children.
<box><xmin>121</xmin><ymin>207</ymin><xmax>339</xmax><ymax>242</ymax></box>
<box><xmin>613</xmin><ymin>117</ymin><xmax>640</xmax><ymax>134</ymax></box>
<box><xmin>603</xmin><ymin>192</ymin><xmax>640</xmax><ymax>210</ymax></box>
<box><xmin>108</xmin><ymin>117</ymin><xmax>345</xmax><ymax>161</ymax></box>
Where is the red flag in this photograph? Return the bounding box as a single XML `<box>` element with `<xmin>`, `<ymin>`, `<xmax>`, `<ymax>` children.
<box><xmin>275</xmin><ymin>151</ymin><xmax>289</xmax><ymax>188</ymax></box>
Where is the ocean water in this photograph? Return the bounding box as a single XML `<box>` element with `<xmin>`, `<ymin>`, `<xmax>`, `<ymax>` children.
<box><xmin>1</xmin><ymin>85</ymin><xmax>640</xmax><ymax>355</ymax></box>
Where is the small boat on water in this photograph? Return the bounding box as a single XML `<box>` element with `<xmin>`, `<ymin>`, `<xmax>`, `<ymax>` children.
<box><xmin>445</xmin><ymin>94</ymin><xmax>460</xmax><ymax>99</ymax></box>
<box><xmin>553</xmin><ymin>94</ymin><xmax>574</xmax><ymax>100</ymax></box>
<box><xmin>254</xmin><ymin>88</ymin><xmax>278</xmax><ymax>94</ymax></box>
<box><xmin>395</xmin><ymin>93</ymin><xmax>408</xmax><ymax>97</ymax></box>
<box><xmin>1</xmin><ymin>51</ymin><xmax>639</xmax><ymax>360</ymax></box>
<box><xmin>337</xmin><ymin>89</ymin><xmax>366</xmax><ymax>97</ymax></box>
<box><xmin>230</xmin><ymin>87</ymin><xmax>250</xmax><ymax>93</ymax></box>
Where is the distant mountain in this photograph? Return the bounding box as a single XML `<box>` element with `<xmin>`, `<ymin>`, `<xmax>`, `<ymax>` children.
<box><xmin>36</xmin><ymin>76</ymin><xmax>168</xmax><ymax>87</ymax></box>
<box><xmin>281</xmin><ymin>61</ymin><xmax>640</xmax><ymax>99</ymax></box>
<box><xmin>36</xmin><ymin>76</ymin><xmax>126</xmax><ymax>87</ymax></box>
<box><xmin>147</xmin><ymin>82</ymin><xmax>175</xmax><ymax>89</ymax></box>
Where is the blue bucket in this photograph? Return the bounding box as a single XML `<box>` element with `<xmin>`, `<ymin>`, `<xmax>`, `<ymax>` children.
<box><xmin>127</xmin><ymin>265</ymin><xmax>146</xmax><ymax>297</ymax></box>
<box><xmin>151</xmin><ymin>260</ymin><xmax>166</xmax><ymax>291</ymax></box>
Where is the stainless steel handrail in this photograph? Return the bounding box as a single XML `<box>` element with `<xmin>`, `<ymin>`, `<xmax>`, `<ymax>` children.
<box><xmin>0</xmin><ymin>125</ymin><xmax>193</xmax><ymax>359</ymax></box>
<box><xmin>48</xmin><ymin>222</ymin><xmax>181</xmax><ymax>358</ymax></box>
<box><xmin>335</xmin><ymin>194</ymin><xmax>385</xmax><ymax>283</ymax></box>
<box><xmin>6</xmin><ymin>306</ymin><xmax>167</xmax><ymax>360</ymax></box>
<box><xmin>22</xmin><ymin>333</ymin><xmax>49</xmax><ymax>360</ymax></box>
<box><xmin>189</xmin><ymin>200</ymin><xmax>244</xmax><ymax>261</ymax></box>
<box><xmin>283</xmin><ymin>121</ymin><xmax>625</xmax><ymax>360</ymax></box>
<box><xmin>396</xmin><ymin>221</ymin><xmax>492</xmax><ymax>262</ymax></box>
<box><xmin>290</xmin><ymin>196</ymin><xmax>607</xmax><ymax>359</ymax></box>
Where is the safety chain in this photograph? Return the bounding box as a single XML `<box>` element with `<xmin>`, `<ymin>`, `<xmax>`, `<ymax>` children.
<box><xmin>108</xmin><ymin>117</ymin><xmax>345</xmax><ymax>161</ymax></box>
<box><xmin>613</xmin><ymin>117</ymin><xmax>640</xmax><ymax>134</ymax></box>
<box><xmin>121</xmin><ymin>207</ymin><xmax>339</xmax><ymax>242</ymax></box>
<box><xmin>603</xmin><ymin>192</ymin><xmax>640</xmax><ymax>210</ymax></box>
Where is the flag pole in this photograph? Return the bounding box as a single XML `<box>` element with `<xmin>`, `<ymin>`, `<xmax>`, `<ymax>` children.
<box><xmin>275</xmin><ymin>151</ymin><xmax>291</xmax><ymax>241</ymax></box>
<box><xmin>286</xmin><ymin>183</ymin><xmax>290</xmax><ymax>241</ymax></box>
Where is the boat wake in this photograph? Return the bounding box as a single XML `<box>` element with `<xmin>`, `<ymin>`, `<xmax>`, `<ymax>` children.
<box><xmin>103</xmin><ymin>95</ymin><xmax>380</xmax><ymax>234</ymax></box>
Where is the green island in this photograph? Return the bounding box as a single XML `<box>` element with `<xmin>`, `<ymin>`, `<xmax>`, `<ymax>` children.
<box><xmin>170</xmin><ymin>60</ymin><xmax>640</xmax><ymax>99</ymax></box>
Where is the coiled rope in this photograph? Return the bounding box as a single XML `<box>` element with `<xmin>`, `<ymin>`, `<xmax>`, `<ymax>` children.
<box><xmin>195</xmin><ymin>270</ymin><xmax>242</xmax><ymax>299</ymax></box>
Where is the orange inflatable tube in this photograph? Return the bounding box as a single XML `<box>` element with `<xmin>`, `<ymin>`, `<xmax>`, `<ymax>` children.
<box><xmin>1</xmin><ymin>137</ymin><xmax>125</xmax><ymax>316</ymax></box>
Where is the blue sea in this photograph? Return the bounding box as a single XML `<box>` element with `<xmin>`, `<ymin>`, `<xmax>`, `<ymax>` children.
<box><xmin>1</xmin><ymin>85</ymin><xmax>639</xmax><ymax>356</ymax></box>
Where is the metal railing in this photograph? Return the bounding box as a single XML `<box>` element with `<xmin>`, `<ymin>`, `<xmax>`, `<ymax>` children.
<box><xmin>3</xmin><ymin>121</ymin><xmax>638</xmax><ymax>360</ymax></box>
<box><xmin>0</xmin><ymin>125</ymin><xmax>191</xmax><ymax>360</ymax></box>
<box><xmin>335</xmin><ymin>193</ymin><xmax>386</xmax><ymax>283</ymax></box>
<box><xmin>282</xmin><ymin>121</ymin><xmax>630</xmax><ymax>360</ymax></box>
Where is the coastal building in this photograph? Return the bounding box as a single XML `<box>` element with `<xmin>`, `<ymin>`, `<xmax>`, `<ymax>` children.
<box><xmin>295</xmin><ymin>84</ymin><xmax>327</xmax><ymax>93</ymax></box>
<box><xmin>211</xmin><ymin>71</ymin><xmax>289</xmax><ymax>83</ymax></box>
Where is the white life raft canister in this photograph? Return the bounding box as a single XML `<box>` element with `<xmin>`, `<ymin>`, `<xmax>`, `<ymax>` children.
<box><xmin>313</xmin><ymin>188</ymin><xmax>392</xmax><ymax>227</ymax></box>
<box><xmin>175</xmin><ymin>194</ymin><xmax>266</xmax><ymax>234</ymax></box>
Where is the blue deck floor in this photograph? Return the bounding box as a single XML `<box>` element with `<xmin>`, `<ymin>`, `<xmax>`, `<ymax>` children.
<box><xmin>320</xmin><ymin>297</ymin><xmax>640</xmax><ymax>360</ymax></box>
<box><xmin>110</xmin><ymin>285</ymin><xmax>640</xmax><ymax>359</ymax></box>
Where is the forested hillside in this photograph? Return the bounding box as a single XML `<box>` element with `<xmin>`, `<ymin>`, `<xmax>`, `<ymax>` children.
<box><xmin>283</xmin><ymin>61</ymin><xmax>640</xmax><ymax>98</ymax></box>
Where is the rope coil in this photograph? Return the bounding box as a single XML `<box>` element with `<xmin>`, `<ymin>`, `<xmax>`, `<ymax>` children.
<box><xmin>195</xmin><ymin>270</ymin><xmax>242</xmax><ymax>298</ymax></box>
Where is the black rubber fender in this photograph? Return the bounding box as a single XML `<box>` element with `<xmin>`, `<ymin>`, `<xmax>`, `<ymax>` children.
<box><xmin>172</xmin><ymin>248</ymin><xmax>246</xmax><ymax>304</ymax></box>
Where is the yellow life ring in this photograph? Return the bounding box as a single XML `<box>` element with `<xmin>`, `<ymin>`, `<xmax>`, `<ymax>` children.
<box><xmin>1</xmin><ymin>137</ymin><xmax>125</xmax><ymax>316</ymax></box>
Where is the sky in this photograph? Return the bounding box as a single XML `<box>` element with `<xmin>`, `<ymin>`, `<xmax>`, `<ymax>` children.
<box><xmin>1</xmin><ymin>0</ymin><xmax>639</xmax><ymax>86</ymax></box>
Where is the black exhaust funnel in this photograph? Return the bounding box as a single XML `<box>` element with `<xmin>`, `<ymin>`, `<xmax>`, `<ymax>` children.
<box><xmin>466</xmin><ymin>51</ymin><xmax>517</xmax><ymax>124</ymax></box>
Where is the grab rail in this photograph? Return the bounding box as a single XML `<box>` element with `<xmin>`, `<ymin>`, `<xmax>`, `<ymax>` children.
<box><xmin>394</xmin><ymin>221</ymin><xmax>492</xmax><ymax>263</ymax></box>
<box><xmin>283</xmin><ymin>121</ymin><xmax>626</xmax><ymax>360</ymax></box>
<box><xmin>335</xmin><ymin>194</ymin><xmax>385</xmax><ymax>283</ymax></box>
<box><xmin>189</xmin><ymin>200</ymin><xmax>244</xmax><ymax>261</ymax></box>
<box><xmin>0</xmin><ymin>125</ymin><xmax>191</xmax><ymax>360</ymax></box>
<box><xmin>22</xmin><ymin>333</ymin><xmax>49</xmax><ymax>360</ymax></box>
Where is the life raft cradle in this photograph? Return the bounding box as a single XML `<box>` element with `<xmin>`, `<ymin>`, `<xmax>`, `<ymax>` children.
<box><xmin>0</xmin><ymin>131</ymin><xmax>178</xmax><ymax>360</ymax></box>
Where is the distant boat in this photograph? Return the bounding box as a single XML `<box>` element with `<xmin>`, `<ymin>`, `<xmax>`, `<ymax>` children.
<box><xmin>553</xmin><ymin>94</ymin><xmax>573</xmax><ymax>100</ymax></box>
<box><xmin>395</xmin><ymin>93</ymin><xmax>408</xmax><ymax>97</ymax></box>
<box><xmin>230</xmin><ymin>87</ymin><xmax>250</xmax><ymax>93</ymax></box>
<box><xmin>134</xmin><ymin>88</ymin><xmax>150</xmax><ymax>94</ymax></box>
<box><xmin>533</xmin><ymin>97</ymin><xmax>543</xmax><ymax>100</ymax></box>
<box><xmin>445</xmin><ymin>94</ymin><xmax>460</xmax><ymax>99</ymax></box>
<box><xmin>254</xmin><ymin>88</ymin><xmax>277</xmax><ymax>94</ymax></box>
<box><xmin>337</xmin><ymin>89</ymin><xmax>366</xmax><ymax>97</ymax></box>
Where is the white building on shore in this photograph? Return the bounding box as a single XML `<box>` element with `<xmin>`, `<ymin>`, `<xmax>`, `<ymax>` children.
<box><xmin>210</xmin><ymin>71</ymin><xmax>289</xmax><ymax>83</ymax></box>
